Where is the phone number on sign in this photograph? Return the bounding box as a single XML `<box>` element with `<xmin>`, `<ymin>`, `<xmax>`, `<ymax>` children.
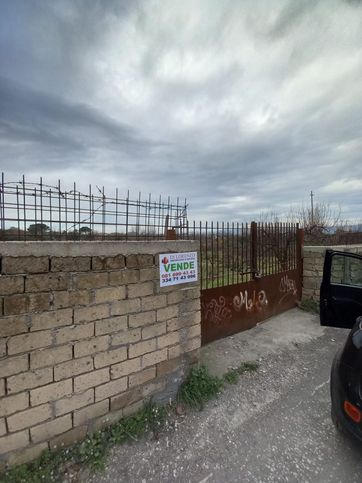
<box><xmin>161</xmin><ymin>273</ymin><xmax>196</xmax><ymax>283</ymax></box>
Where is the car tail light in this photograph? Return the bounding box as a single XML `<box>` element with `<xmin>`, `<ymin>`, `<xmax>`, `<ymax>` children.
<box><xmin>344</xmin><ymin>400</ymin><xmax>361</xmax><ymax>423</ymax></box>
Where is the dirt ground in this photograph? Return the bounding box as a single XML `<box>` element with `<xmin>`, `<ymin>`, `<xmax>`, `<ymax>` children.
<box><xmin>80</xmin><ymin>309</ymin><xmax>362</xmax><ymax>483</ymax></box>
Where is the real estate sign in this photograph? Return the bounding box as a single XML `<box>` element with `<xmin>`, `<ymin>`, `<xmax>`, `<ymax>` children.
<box><xmin>159</xmin><ymin>251</ymin><xmax>198</xmax><ymax>287</ymax></box>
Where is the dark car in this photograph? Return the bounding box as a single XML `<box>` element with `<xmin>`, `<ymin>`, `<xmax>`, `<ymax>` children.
<box><xmin>320</xmin><ymin>249</ymin><xmax>362</xmax><ymax>442</ymax></box>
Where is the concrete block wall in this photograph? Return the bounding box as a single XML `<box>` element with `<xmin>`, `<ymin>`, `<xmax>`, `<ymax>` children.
<box><xmin>302</xmin><ymin>244</ymin><xmax>362</xmax><ymax>301</ymax></box>
<box><xmin>0</xmin><ymin>241</ymin><xmax>200</xmax><ymax>467</ymax></box>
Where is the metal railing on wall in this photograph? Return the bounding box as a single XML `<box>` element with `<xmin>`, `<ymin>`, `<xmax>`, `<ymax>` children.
<box><xmin>0</xmin><ymin>174</ymin><xmax>188</xmax><ymax>241</ymax></box>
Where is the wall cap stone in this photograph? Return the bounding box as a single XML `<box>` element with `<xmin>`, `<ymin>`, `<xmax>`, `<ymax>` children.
<box><xmin>0</xmin><ymin>241</ymin><xmax>198</xmax><ymax>257</ymax></box>
<box><xmin>303</xmin><ymin>244</ymin><xmax>362</xmax><ymax>255</ymax></box>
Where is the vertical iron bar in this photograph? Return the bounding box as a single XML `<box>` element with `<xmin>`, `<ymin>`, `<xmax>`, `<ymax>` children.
<box><xmin>205</xmin><ymin>221</ymin><xmax>208</xmax><ymax>289</ymax></box>
<box><xmin>102</xmin><ymin>186</ymin><xmax>106</xmax><ymax>241</ymax></box>
<box><xmin>49</xmin><ymin>188</ymin><xmax>52</xmax><ymax>240</ymax></box>
<box><xmin>222</xmin><ymin>221</ymin><xmax>225</xmax><ymax>287</ymax></box>
<box><xmin>58</xmin><ymin>180</ymin><xmax>61</xmax><ymax>240</ymax></box>
<box><xmin>73</xmin><ymin>182</ymin><xmax>76</xmax><ymax>240</ymax></box>
<box><xmin>200</xmin><ymin>221</ymin><xmax>203</xmax><ymax>289</ymax></box>
<box><xmin>236</xmin><ymin>222</ymin><xmax>239</xmax><ymax>284</ymax></box>
<box><xmin>88</xmin><ymin>184</ymin><xmax>92</xmax><ymax>240</ymax></box>
<box><xmin>33</xmin><ymin>187</ymin><xmax>37</xmax><ymax>241</ymax></box>
<box><xmin>126</xmin><ymin>190</ymin><xmax>129</xmax><ymax>241</ymax></box>
<box><xmin>251</xmin><ymin>221</ymin><xmax>257</xmax><ymax>279</ymax></box>
<box><xmin>211</xmin><ymin>221</ymin><xmax>214</xmax><ymax>288</ymax></box>
<box><xmin>78</xmin><ymin>189</ymin><xmax>81</xmax><ymax>241</ymax></box>
<box><xmin>16</xmin><ymin>184</ymin><xmax>20</xmax><ymax>241</ymax></box>
<box><xmin>40</xmin><ymin>177</ymin><xmax>43</xmax><ymax>241</ymax></box>
<box><xmin>64</xmin><ymin>185</ymin><xmax>68</xmax><ymax>240</ymax></box>
<box><xmin>115</xmin><ymin>188</ymin><xmax>119</xmax><ymax>240</ymax></box>
<box><xmin>22</xmin><ymin>175</ymin><xmax>27</xmax><ymax>240</ymax></box>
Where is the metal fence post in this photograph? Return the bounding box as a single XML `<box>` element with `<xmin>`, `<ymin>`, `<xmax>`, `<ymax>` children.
<box><xmin>296</xmin><ymin>225</ymin><xmax>304</xmax><ymax>298</ymax></box>
<box><xmin>251</xmin><ymin>221</ymin><xmax>258</xmax><ymax>279</ymax></box>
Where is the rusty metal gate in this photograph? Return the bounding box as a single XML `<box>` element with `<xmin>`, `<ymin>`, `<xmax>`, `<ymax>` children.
<box><xmin>188</xmin><ymin>221</ymin><xmax>303</xmax><ymax>345</ymax></box>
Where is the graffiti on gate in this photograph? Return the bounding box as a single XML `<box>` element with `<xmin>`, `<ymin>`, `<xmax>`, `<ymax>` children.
<box><xmin>278</xmin><ymin>274</ymin><xmax>298</xmax><ymax>305</ymax></box>
<box><xmin>233</xmin><ymin>290</ymin><xmax>268</xmax><ymax>313</ymax></box>
<box><xmin>279</xmin><ymin>274</ymin><xmax>297</xmax><ymax>295</ymax></box>
<box><xmin>202</xmin><ymin>296</ymin><xmax>232</xmax><ymax>325</ymax></box>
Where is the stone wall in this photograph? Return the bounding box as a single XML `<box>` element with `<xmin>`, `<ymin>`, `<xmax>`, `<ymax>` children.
<box><xmin>302</xmin><ymin>244</ymin><xmax>362</xmax><ymax>301</ymax></box>
<box><xmin>0</xmin><ymin>241</ymin><xmax>200</xmax><ymax>467</ymax></box>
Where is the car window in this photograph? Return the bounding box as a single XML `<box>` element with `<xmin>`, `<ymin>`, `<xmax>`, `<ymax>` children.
<box><xmin>331</xmin><ymin>254</ymin><xmax>362</xmax><ymax>287</ymax></box>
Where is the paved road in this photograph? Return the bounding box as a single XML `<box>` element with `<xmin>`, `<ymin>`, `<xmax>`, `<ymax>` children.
<box><xmin>85</xmin><ymin>310</ymin><xmax>362</xmax><ymax>483</ymax></box>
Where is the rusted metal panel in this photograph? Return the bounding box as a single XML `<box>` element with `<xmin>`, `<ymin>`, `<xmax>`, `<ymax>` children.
<box><xmin>201</xmin><ymin>268</ymin><xmax>301</xmax><ymax>345</ymax></box>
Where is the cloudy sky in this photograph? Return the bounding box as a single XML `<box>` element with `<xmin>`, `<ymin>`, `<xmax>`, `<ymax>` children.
<box><xmin>0</xmin><ymin>0</ymin><xmax>361</xmax><ymax>221</ymax></box>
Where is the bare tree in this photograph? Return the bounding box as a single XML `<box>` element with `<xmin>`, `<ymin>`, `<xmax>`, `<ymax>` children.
<box><xmin>288</xmin><ymin>202</ymin><xmax>342</xmax><ymax>236</ymax></box>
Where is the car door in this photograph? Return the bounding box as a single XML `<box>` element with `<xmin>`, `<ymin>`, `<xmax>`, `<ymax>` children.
<box><xmin>320</xmin><ymin>250</ymin><xmax>362</xmax><ymax>329</ymax></box>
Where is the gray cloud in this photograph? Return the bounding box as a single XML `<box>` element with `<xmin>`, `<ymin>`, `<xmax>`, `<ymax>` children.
<box><xmin>0</xmin><ymin>0</ymin><xmax>361</xmax><ymax>222</ymax></box>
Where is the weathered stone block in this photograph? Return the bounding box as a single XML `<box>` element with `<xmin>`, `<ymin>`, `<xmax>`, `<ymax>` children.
<box><xmin>94</xmin><ymin>347</ymin><xmax>127</xmax><ymax>369</ymax></box>
<box><xmin>109</xmin><ymin>270</ymin><xmax>139</xmax><ymax>286</ymax></box>
<box><xmin>54</xmin><ymin>389</ymin><xmax>94</xmax><ymax>416</ymax></box>
<box><xmin>129</xmin><ymin>339</ymin><xmax>157</xmax><ymax>358</ymax></box>
<box><xmin>95</xmin><ymin>315</ymin><xmax>128</xmax><ymax>336</ymax></box>
<box><xmin>142</xmin><ymin>349</ymin><xmax>168</xmax><ymax>368</ymax></box>
<box><xmin>157</xmin><ymin>331</ymin><xmax>180</xmax><ymax>349</ymax></box>
<box><xmin>141</xmin><ymin>294</ymin><xmax>167</xmax><ymax>311</ymax></box>
<box><xmin>92</xmin><ymin>255</ymin><xmax>125</xmax><ymax>271</ymax></box>
<box><xmin>94</xmin><ymin>286</ymin><xmax>126</xmax><ymax>304</ymax></box>
<box><xmin>55</xmin><ymin>323</ymin><xmax>94</xmax><ymax>345</ymax></box>
<box><xmin>0</xmin><ymin>418</ymin><xmax>6</xmax><ymax>437</ymax></box>
<box><xmin>4</xmin><ymin>441</ymin><xmax>48</xmax><ymax>467</ymax></box>
<box><xmin>184</xmin><ymin>324</ymin><xmax>201</xmax><ymax>339</ymax></box>
<box><xmin>95</xmin><ymin>377</ymin><xmax>127</xmax><ymax>401</ymax></box>
<box><xmin>129</xmin><ymin>367</ymin><xmax>156</xmax><ymax>387</ymax></box>
<box><xmin>74</xmin><ymin>335</ymin><xmax>109</xmax><ymax>358</ymax></box>
<box><xmin>128</xmin><ymin>310</ymin><xmax>156</xmax><ymax>328</ymax></box>
<box><xmin>0</xmin><ymin>314</ymin><xmax>28</xmax><ymax>337</ymax></box>
<box><xmin>0</xmin><ymin>355</ymin><xmax>28</xmax><ymax>378</ymax></box>
<box><xmin>179</xmin><ymin>299</ymin><xmax>200</xmax><ymax>314</ymax></box>
<box><xmin>30</xmin><ymin>379</ymin><xmax>73</xmax><ymax>406</ymax></box>
<box><xmin>4</xmin><ymin>293</ymin><xmax>50</xmax><ymax>316</ymax></box>
<box><xmin>31</xmin><ymin>414</ymin><xmax>72</xmax><ymax>443</ymax></box>
<box><xmin>110</xmin><ymin>387</ymin><xmax>142</xmax><ymax>411</ymax></box>
<box><xmin>183</xmin><ymin>336</ymin><xmax>201</xmax><ymax>352</ymax></box>
<box><xmin>110</xmin><ymin>298</ymin><xmax>141</xmax><ymax>316</ymax></box>
<box><xmin>49</xmin><ymin>425</ymin><xmax>87</xmax><ymax>450</ymax></box>
<box><xmin>73</xmin><ymin>304</ymin><xmax>109</xmax><ymax>324</ymax></box>
<box><xmin>7</xmin><ymin>403</ymin><xmax>52</xmax><ymax>432</ymax></box>
<box><xmin>25</xmin><ymin>273</ymin><xmax>70</xmax><ymax>293</ymax></box>
<box><xmin>128</xmin><ymin>281</ymin><xmax>154</xmax><ymax>299</ymax></box>
<box><xmin>126</xmin><ymin>254</ymin><xmax>154</xmax><ymax>269</ymax></box>
<box><xmin>157</xmin><ymin>305</ymin><xmax>179</xmax><ymax>322</ymax></box>
<box><xmin>0</xmin><ymin>430</ymin><xmax>29</xmax><ymax>455</ymax></box>
<box><xmin>139</xmin><ymin>267</ymin><xmax>157</xmax><ymax>282</ymax></box>
<box><xmin>54</xmin><ymin>356</ymin><xmax>93</xmax><ymax>381</ymax></box>
<box><xmin>2</xmin><ymin>257</ymin><xmax>49</xmax><ymax>275</ymax></box>
<box><xmin>7</xmin><ymin>367</ymin><xmax>53</xmax><ymax>394</ymax></box>
<box><xmin>142</xmin><ymin>322</ymin><xmax>166</xmax><ymax>340</ymax></box>
<box><xmin>51</xmin><ymin>257</ymin><xmax>91</xmax><ymax>272</ymax></box>
<box><xmin>0</xmin><ymin>392</ymin><xmax>29</xmax><ymax>417</ymax></box>
<box><xmin>7</xmin><ymin>330</ymin><xmax>53</xmax><ymax>355</ymax></box>
<box><xmin>0</xmin><ymin>275</ymin><xmax>24</xmax><ymax>296</ymax></box>
<box><xmin>72</xmin><ymin>272</ymin><xmax>108</xmax><ymax>290</ymax></box>
<box><xmin>110</xmin><ymin>358</ymin><xmax>141</xmax><ymax>380</ymax></box>
<box><xmin>73</xmin><ymin>400</ymin><xmax>109</xmax><ymax>426</ymax></box>
<box><xmin>30</xmin><ymin>345</ymin><xmax>73</xmax><ymax>370</ymax></box>
<box><xmin>111</xmin><ymin>328</ymin><xmax>141</xmax><ymax>347</ymax></box>
<box><xmin>52</xmin><ymin>290</ymin><xmax>91</xmax><ymax>309</ymax></box>
<box><xmin>30</xmin><ymin>308</ymin><xmax>72</xmax><ymax>331</ymax></box>
<box><xmin>74</xmin><ymin>368</ymin><xmax>110</xmax><ymax>393</ymax></box>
